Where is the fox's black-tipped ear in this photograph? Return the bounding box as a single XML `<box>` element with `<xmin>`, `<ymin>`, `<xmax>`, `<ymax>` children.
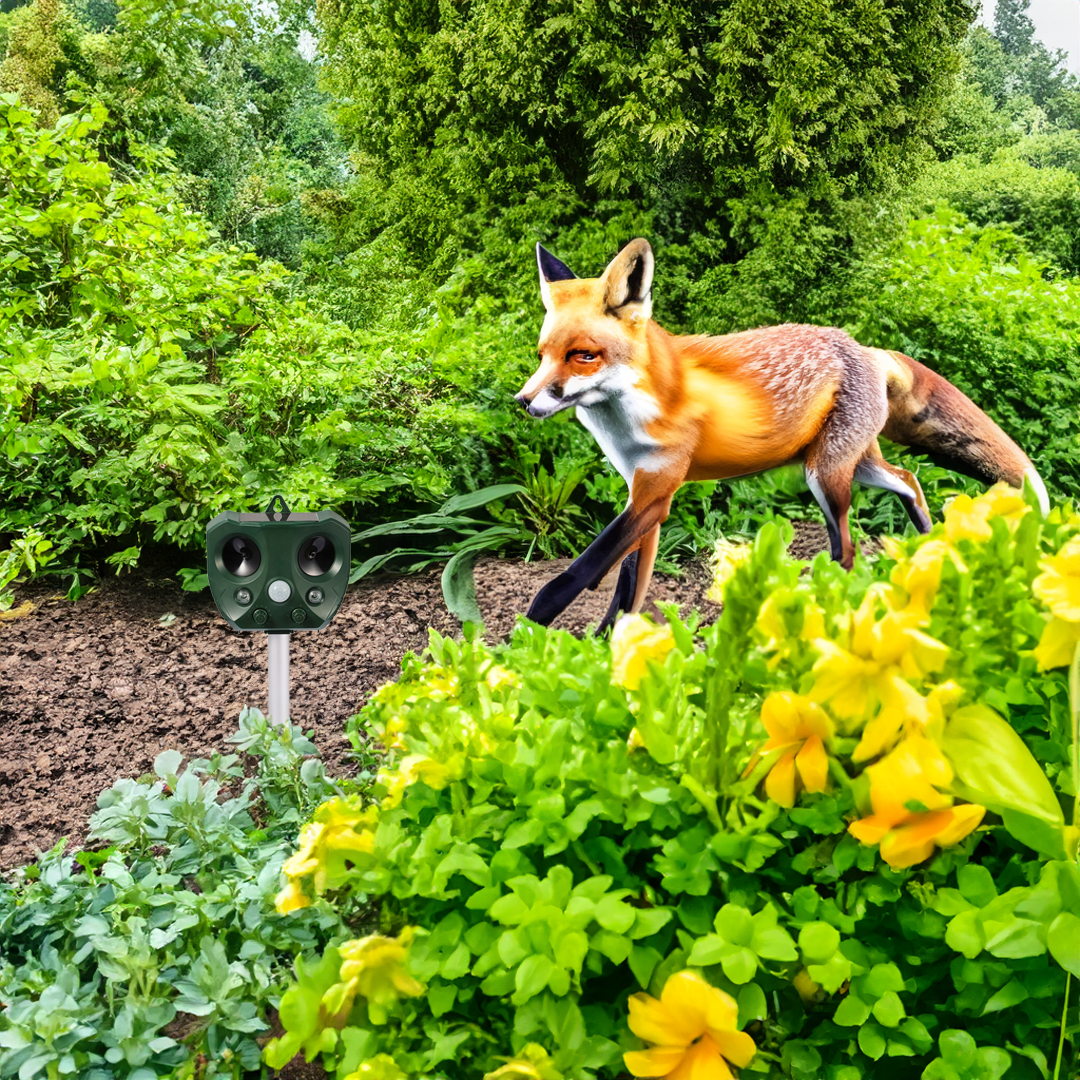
<box><xmin>602</xmin><ymin>238</ymin><xmax>653</xmax><ymax>320</ymax></box>
<box><xmin>537</xmin><ymin>243</ymin><xmax>576</xmax><ymax>310</ymax></box>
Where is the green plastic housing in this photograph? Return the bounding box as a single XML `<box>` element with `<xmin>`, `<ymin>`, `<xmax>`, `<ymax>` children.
<box><xmin>206</xmin><ymin>504</ymin><xmax>351</xmax><ymax>633</ymax></box>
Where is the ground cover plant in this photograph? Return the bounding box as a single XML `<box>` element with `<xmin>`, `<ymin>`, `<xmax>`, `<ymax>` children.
<box><xmin>0</xmin><ymin>710</ymin><xmax>358</xmax><ymax>1078</ymax></box>
<box><xmin>269</xmin><ymin>486</ymin><xmax>1079</xmax><ymax>1078</ymax></box>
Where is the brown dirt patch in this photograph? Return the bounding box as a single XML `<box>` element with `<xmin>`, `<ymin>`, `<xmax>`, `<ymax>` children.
<box><xmin>0</xmin><ymin>524</ymin><xmax>839</xmax><ymax>869</ymax></box>
<box><xmin>0</xmin><ymin>554</ymin><xmax>721</xmax><ymax>868</ymax></box>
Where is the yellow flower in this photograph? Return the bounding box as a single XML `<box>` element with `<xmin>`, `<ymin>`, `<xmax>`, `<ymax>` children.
<box><xmin>852</xmin><ymin>679</ymin><xmax>963</xmax><ymax>764</ymax></box>
<box><xmin>744</xmin><ymin>692</ymin><xmax>834</xmax><ymax>808</ymax></box>
<box><xmin>379</xmin><ymin>753</ymin><xmax>456</xmax><ymax>808</ymax></box>
<box><xmin>976</xmin><ymin>483</ymin><xmax>1032</xmax><ymax>526</ymax></box>
<box><xmin>1034</xmin><ymin>537</ymin><xmax>1080</xmax><ymax>621</ymax></box>
<box><xmin>708</xmin><ymin>538</ymin><xmax>754</xmax><ymax>602</ymax></box>
<box><xmin>944</xmin><ymin>493</ymin><xmax>993</xmax><ymax>543</ymax></box>
<box><xmin>1034</xmin><ymin>616</ymin><xmax>1080</xmax><ymax>670</ymax></box>
<box><xmin>848</xmin><ymin>738</ymin><xmax>985</xmax><ymax>868</ymax></box>
<box><xmin>755</xmin><ymin>592</ymin><xmax>826</xmax><ymax>666</ymax></box>
<box><xmin>1032</xmin><ymin>536</ymin><xmax>1080</xmax><ymax>670</ymax></box>
<box><xmin>885</xmin><ymin>537</ymin><xmax>967</xmax><ymax>621</ymax></box>
<box><xmin>484</xmin><ymin>663</ymin><xmax>518</xmax><ymax>690</ymax></box>
<box><xmin>338</xmin><ymin>927</ymin><xmax>425</xmax><ymax>1008</ymax></box>
<box><xmin>792</xmin><ymin>968</ymin><xmax>823</xmax><ymax>1005</ymax></box>
<box><xmin>624</xmin><ymin>971</ymin><xmax>756</xmax><ymax>1080</ymax></box>
<box><xmin>277</xmin><ymin>799</ymin><xmax>378</xmax><ymax>900</ymax></box>
<box><xmin>627</xmin><ymin>727</ymin><xmax>647</xmax><ymax>753</ymax></box>
<box><xmin>943</xmin><ymin>483</ymin><xmax>1030</xmax><ymax>546</ymax></box>
<box><xmin>610</xmin><ymin>614</ymin><xmax>676</xmax><ymax>691</ymax></box>
<box><xmin>274</xmin><ymin>879</ymin><xmax>311</xmax><ymax>914</ymax></box>
<box><xmin>483</xmin><ymin>1044</ymin><xmax>563</xmax><ymax>1080</ymax></box>
<box><xmin>809</xmin><ymin>591</ymin><xmax>949</xmax><ymax>753</ymax></box>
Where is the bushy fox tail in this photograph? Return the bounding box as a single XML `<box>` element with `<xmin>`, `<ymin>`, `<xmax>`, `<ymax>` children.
<box><xmin>879</xmin><ymin>351</ymin><xmax>1050</xmax><ymax>515</ymax></box>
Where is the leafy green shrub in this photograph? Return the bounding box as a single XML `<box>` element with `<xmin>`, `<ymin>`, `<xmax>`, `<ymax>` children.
<box><xmin>0</xmin><ymin>710</ymin><xmax>351</xmax><ymax>1079</ymax></box>
<box><xmin>851</xmin><ymin>206</ymin><xmax>1080</xmax><ymax>499</ymax></box>
<box><xmin>267</xmin><ymin>486</ymin><xmax>1078</xmax><ymax>1078</ymax></box>
<box><xmin>0</xmin><ymin>97</ymin><xmax>497</xmax><ymax>573</ymax></box>
<box><xmin>914</xmin><ymin>152</ymin><xmax>1080</xmax><ymax>272</ymax></box>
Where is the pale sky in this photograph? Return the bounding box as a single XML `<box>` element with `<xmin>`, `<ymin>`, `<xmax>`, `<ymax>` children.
<box><xmin>978</xmin><ymin>1</ymin><xmax>1080</xmax><ymax>73</ymax></box>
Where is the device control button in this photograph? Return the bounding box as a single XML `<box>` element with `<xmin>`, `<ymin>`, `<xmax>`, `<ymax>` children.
<box><xmin>268</xmin><ymin>579</ymin><xmax>292</xmax><ymax>603</ymax></box>
<box><xmin>306</xmin><ymin>587</ymin><xmax>324</xmax><ymax>605</ymax></box>
<box><xmin>291</xmin><ymin>608</ymin><xmax>306</xmax><ymax>625</ymax></box>
<box><xmin>252</xmin><ymin>608</ymin><xmax>268</xmax><ymax>625</ymax></box>
<box><xmin>235</xmin><ymin>587</ymin><xmax>253</xmax><ymax>605</ymax></box>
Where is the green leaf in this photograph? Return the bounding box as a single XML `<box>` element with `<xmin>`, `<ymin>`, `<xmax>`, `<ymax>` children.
<box><xmin>737</xmin><ymin>982</ymin><xmax>767</xmax><ymax>1025</ymax></box>
<box><xmin>798</xmin><ymin>922</ymin><xmax>840</xmax><ymax>963</ymax></box>
<box><xmin>872</xmin><ymin>990</ymin><xmax>906</xmax><ymax>1027</ymax></box>
<box><xmin>715</xmin><ymin>903</ymin><xmax>754</xmax><ymax>946</ymax></box>
<box><xmin>442</xmin><ymin>547</ymin><xmax>483</xmax><ymax>626</ymax></box>
<box><xmin>720</xmin><ymin>945</ymin><xmax>758</xmax><ymax>984</ymax></box>
<box><xmin>833</xmin><ymin>993</ymin><xmax>872</xmax><ymax>1026</ymax></box>
<box><xmin>982</xmin><ymin>978</ymin><xmax>1028</xmax><ymax>1014</ymax></box>
<box><xmin>943</xmin><ymin>705</ymin><xmax>1064</xmax><ymax>845</ymax></box>
<box><xmin>1047</xmin><ymin>911</ymin><xmax>1080</xmax><ymax>976</ymax></box>
<box><xmin>945</xmin><ymin>911</ymin><xmax>986</xmax><ymax>959</ymax></box>
<box><xmin>957</xmin><ymin>864</ymin><xmax>997</xmax><ymax>907</ymax></box>
<box><xmin>512</xmin><ymin>954</ymin><xmax>557</xmax><ymax>1005</ymax></box>
<box><xmin>858</xmin><ymin>1023</ymin><xmax>887</xmax><ymax>1060</ymax></box>
<box><xmin>629</xmin><ymin>944</ymin><xmax>662</xmax><ymax>989</ymax></box>
<box><xmin>441</xmin><ymin>484</ymin><xmax>528</xmax><ymax>514</ymax></box>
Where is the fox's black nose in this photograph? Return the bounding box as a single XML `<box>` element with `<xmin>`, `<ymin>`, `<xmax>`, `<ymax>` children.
<box><xmin>514</xmin><ymin>392</ymin><xmax>529</xmax><ymax>409</ymax></box>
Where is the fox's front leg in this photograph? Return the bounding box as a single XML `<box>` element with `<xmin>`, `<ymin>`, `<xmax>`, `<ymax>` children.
<box><xmin>526</xmin><ymin>471</ymin><xmax>677</xmax><ymax>628</ymax></box>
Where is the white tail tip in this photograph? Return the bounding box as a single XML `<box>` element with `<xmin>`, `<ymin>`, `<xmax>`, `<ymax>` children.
<box><xmin>1023</xmin><ymin>468</ymin><xmax>1050</xmax><ymax>517</ymax></box>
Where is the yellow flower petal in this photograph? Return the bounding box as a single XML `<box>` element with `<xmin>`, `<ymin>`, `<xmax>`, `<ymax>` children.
<box><xmin>628</xmin><ymin>993</ymin><xmax>698</xmax><ymax>1049</ymax></box>
<box><xmin>933</xmin><ymin>803</ymin><xmax>986</xmax><ymax>848</ymax></box>
<box><xmin>795</xmin><ymin>734</ymin><xmax>828</xmax><ymax>795</ymax></box>
<box><xmin>624</xmin><ymin>1046</ymin><xmax>688</xmax><ymax>1078</ymax></box>
<box><xmin>1035</xmin><ymin>616</ymin><xmax>1080</xmax><ymax>671</ymax></box>
<box><xmin>669</xmin><ymin>1036</ymin><xmax>734</xmax><ymax>1080</ymax></box>
<box><xmin>879</xmin><ymin>813</ymin><xmax>948</xmax><ymax>868</ymax></box>
<box><xmin>712</xmin><ymin>1029</ymin><xmax>757</xmax><ymax>1070</ymax></box>
<box><xmin>1033</xmin><ymin>537</ymin><xmax>1080</xmax><ymax>621</ymax></box>
<box><xmin>611</xmin><ymin>615</ymin><xmax>676</xmax><ymax>690</ymax></box>
<box><xmin>659</xmin><ymin>971</ymin><xmax>715</xmax><ymax>1042</ymax></box>
<box><xmin>274</xmin><ymin>880</ymin><xmax>311</xmax><ymax>914</ymax></box>
<box><xmin>765</xmin><ymin>750</ymin><xmax>799</xmax><ymax>808</ymax></box>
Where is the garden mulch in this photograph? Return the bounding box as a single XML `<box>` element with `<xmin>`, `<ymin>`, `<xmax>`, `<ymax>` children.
<box><xmin>0</xmin><ymin>523</ymin><xmax>833</xmax><ymax>871</ymax></box>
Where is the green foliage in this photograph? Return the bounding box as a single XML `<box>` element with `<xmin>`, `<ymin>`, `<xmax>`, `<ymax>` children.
<box><xmin>0</xmin><ymin>710</ymin><xmax>351</xmax><ymax>1079</ymax></box>
<box><xmin>851</xmin><ymin>206</ymin><xmax>1080</xmax><ymax>498</ymax></box>
<box><xmin>0</xmin><ymin>98</ymin><xmax>485</xmax><ymax>573</ymax></box>
<box><xmin>270</xmin><ymin>493</ymin><xmax>1079</xmax><ymax>1077</ymax></box>
<box><xmin>318</xmin><ymin>0</ymin><xmax>973</xmax><ymax>267</ymax></box>
<box><xmin>914</xmin><ymin>151</ymin><xmax>1080</xmax><ymax>273</ymax></box>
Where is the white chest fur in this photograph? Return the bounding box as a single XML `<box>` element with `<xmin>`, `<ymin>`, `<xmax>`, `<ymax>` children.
<box><xmin>574</xmin><ymin>370</ymin><xmax>661</xmax><ymax>485</ymax></box>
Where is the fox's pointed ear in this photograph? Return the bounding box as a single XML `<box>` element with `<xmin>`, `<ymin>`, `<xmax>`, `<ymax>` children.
<box><xmin>603</xmin><ymin>238</ymin><xmax>653</xmax><ymax>321</ymax></box>
<box><xmin>537</xmin><ymin>243</ymin><xmax>576</xmax><ymax>310</ymax></box>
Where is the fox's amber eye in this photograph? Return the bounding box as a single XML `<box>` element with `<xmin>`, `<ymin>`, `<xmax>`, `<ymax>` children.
<box><xmin>568</xmin><ymin>351</ymin><xmax>598</xmax><ymax>363</ymax></box>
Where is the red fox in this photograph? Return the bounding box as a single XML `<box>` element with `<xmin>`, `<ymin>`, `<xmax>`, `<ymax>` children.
<box><xmin>516</xmin><ymin>238</ymin><xmax>1049</xmax><ymax>629</ymax></box>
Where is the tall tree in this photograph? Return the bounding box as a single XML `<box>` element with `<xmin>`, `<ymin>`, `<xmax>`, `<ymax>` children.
<box><xmin>993</xmin><ymin>0</ymin><xmax>1035</xmax><ymax>56</ymax></box>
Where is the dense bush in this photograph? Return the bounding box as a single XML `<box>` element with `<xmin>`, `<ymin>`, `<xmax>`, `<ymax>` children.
<box><xmin>0</xmin><ymin>98</ymin><xmax>489</xmax><ymax>577</ymax></box>
<box><xmin>267</xmin><ymin>486</ymin><xmax>1078</xmax><ymax>1078</ymax></box>
<box><xmin>0</xmin><ymin>712</ymin><xmax>352</xmax><ymax>1079</ymax></box>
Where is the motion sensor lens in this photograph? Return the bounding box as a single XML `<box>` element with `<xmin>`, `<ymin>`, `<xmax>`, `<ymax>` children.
<box><xmin>298</xmin><ymin>535</ymin><xmax>335</xmax><ymax>577</ymax></box>
<box><xmin>222</xmin><ymin>535</ymin><xmax>261</xmax><ymax>577</ymax></box>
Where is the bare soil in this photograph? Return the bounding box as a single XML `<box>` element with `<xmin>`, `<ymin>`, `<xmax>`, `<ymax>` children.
<box><xmin>0</xmin><ymin>524</ymin><xmax>832</xmax><ymax>869</ymax></box>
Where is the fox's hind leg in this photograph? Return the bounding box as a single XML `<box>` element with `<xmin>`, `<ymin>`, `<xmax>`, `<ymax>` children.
<box><xmin>854</xmin><ymin>443</ymin><xmax>933</xmax><ymax>534</ymax></box>
<box><xmin>803</xmin><ymin>348</ymin><xmax>889</xmax><ymax>569</ymax></box>
<box><xmin>804</xmin><ymin>461</ymin><xmax>859</xmax><ymax>569</ymax></box>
